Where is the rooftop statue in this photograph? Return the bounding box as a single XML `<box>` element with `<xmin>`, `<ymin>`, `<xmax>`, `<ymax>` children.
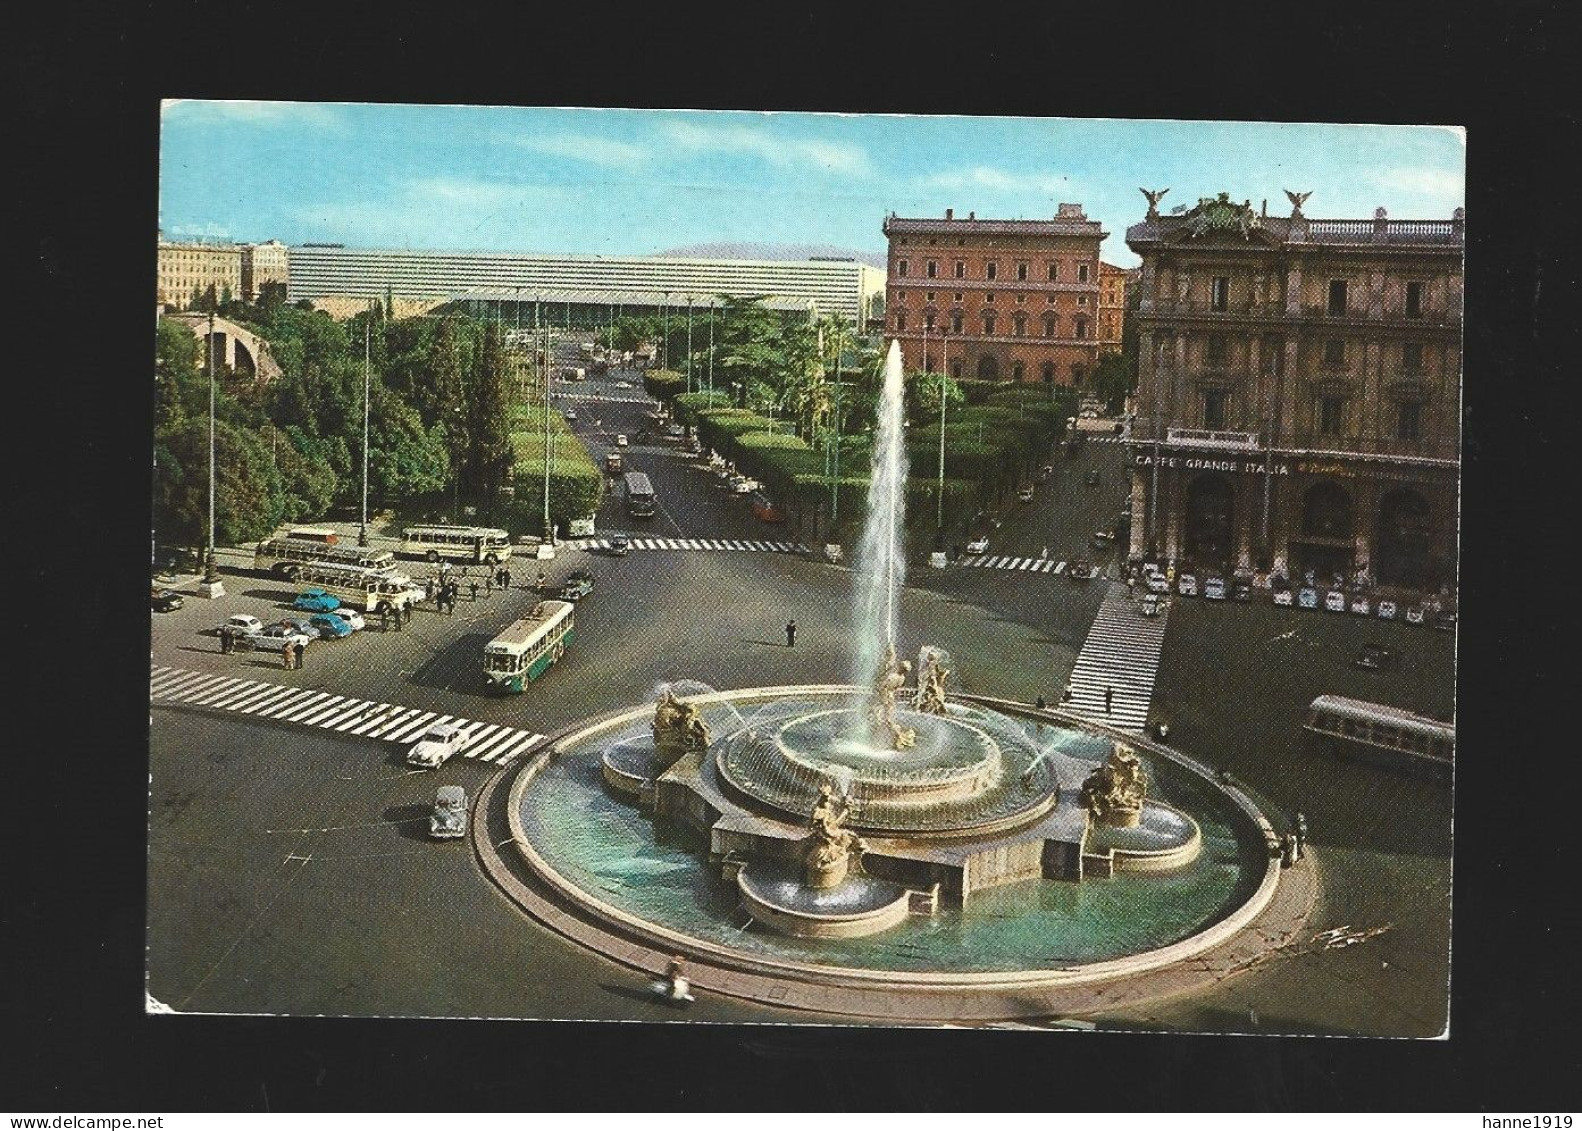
<box><xmin>869</xmin><ymin>643</ymin><xmax>916</xmax><ymax>750</ymax></box>
<box><xmin>1079</xmin><ymin>742</ymin><xmax>1149</xmax><ymax>828</ymax></box>
<box><xmin>1140</xmin><ymin>187</ymin><xmax>1170</xmax><ymax>220</ymax></box>
<box><xmin>1285</xmin><ymin>190</ymin><xmax>1313</xmax><ymax>218</ymax></box>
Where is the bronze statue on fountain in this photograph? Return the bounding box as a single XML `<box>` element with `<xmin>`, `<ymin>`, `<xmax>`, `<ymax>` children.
<box><xmin>804</xmin><ymin>782</ymin><xmax>868</xmax><ymax>889</ymax></box>
<box><xmin>1079</xmin><ymin>742</ymin><xmax>1148</xmax><ymax>828</ymax></box>
<box><xmin>652</xmin><ymin>687</ymin><xmax>711</xmax><ymax>775</ymax></box>
<box><xmin>869</xmin><ymin>643</ymin><xmax>916</xmax><ymax>750</ymax></box>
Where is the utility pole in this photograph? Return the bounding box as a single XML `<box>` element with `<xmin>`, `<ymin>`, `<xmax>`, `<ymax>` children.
<box><xmin>686</xmin><ymin>297</ymin><xmax>693</xmax><ymax>394</ymax></box>
<box><xmin>199</xmin><ymin>307</ymin><xmax>224</xmax><ymax>597</ymax></box>
<box><xmin>707</xmin><ymin>302</ymin><xmax>714</xmax><ymax>398</ymax></box>
<box><xmin>1150</xmin><ymin>336</ymin><xmax>1164</xmax><ymax>559</ymax></box>
<box><xmin>830</xmin><ymin>320</ymin><xmax>843</xmax><ymax>524</ymax></box>
<box><xmin>359</xmin><ymin>304</ymin><xmax>371</xmax><ymax>547</ymax></box>
<box><xmin>937</xmin><ymin>332</ymin><xmax>949</xmax><ymax>530</ymax></box>
<box><xmin>541</xmin><ymin>301</ymin><xmax>552</xmax><ymax>542</ymax></box>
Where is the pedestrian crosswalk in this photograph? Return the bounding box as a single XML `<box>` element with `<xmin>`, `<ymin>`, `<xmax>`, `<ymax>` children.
<box><xmin>958</xmin><ymin>555</ymin><xmax>1070</xmax><ymax>574</ymax></box>
<box><xmin>567</xmin><ymin>536</ymin><xmax>808</xmax><ymax>553</ymax></box>
<box><xmin>1061</xmin><ymin>585</ymin><xmax>1170</xmax><ymax>733</ymax></box>
<box><xmin>149</xmin><ymin>665</ymin><xmax>547</xmax><ymax>765</ymax></box>
<box><xmin>553</xmin><ymin>391</ymin><xmax>653</xmax><ymax>405</ymax></box>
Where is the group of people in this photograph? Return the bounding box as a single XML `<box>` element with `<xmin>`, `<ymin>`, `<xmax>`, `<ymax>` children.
<box><xmin>427</xmin><ymin>563</ymin><xmax>519</xmax><ymax>614</ymax></box>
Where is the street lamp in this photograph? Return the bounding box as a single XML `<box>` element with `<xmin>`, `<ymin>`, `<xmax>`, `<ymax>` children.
<box><xmin>685</xmin><ymin>296</ymin><xmax>694</xmax><ymax>394</ymax></box>
<box><xmin>937</xmin><ymin>331</ymin><xmax>949</xmax><ymax>530</ymax></box>
<box><xmin>198</xmin><ymin>308</ymin><xmax>224</xmax><ymax>597</ymax></box>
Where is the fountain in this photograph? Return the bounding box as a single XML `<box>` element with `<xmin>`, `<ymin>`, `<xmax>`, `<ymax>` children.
<box><xmin>496</xmin><ymin>338</ymin><xmax>1287</xmax><ymax>1005</ymax></box>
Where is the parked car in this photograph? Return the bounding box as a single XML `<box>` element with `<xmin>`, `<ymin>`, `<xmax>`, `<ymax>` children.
<box><xmin>1038</xmin><ymin>465</ymin><xmax>1053</xmax><ymax>482</ymax></box>
<box><xmin>966</xmin><ymin>537</ymin><xmax>990</xmax><ymax>555</ymax></box>
<box><xmin>1273</xmin><ymin>586</ymin><xmax>1294</xmax><ymax>607</ymax></box>
<box><xmin>558</xmin><ymin>569</ymin><xmax>595</xmax><ymax>601</ymax></box>
<box><xmin>604</xmin><ymin>452</ymin><xmax>625</xmax><ymax>475</ymax></box>
<box><xmin>1353</xmin><ymin>643</ymin><xmax>1399</xmax><ymax>671</ymax></box>
<box><xmin>751</xmin><ymin>493</ymin><xmax>787</xmax><ymax>523</ymax></box>
<box><xmin>1376</xmin><ymin>599</ymin><xmax>1399</xmax><ymax>621</ymax></box>
<box><xmin>1069</xmin><ymin>559</ymin><xmax>1096</xmax><ymax>581</ymax></box>
<box><xmin>609</xmin><ymin>533</ymin><xmax>631</xmax><ymax>556</ymax></box>
<box><xmin>326</xmin><ymin>607</ymin><xmax>366</xmax><ymax>632</ymax></box>
<box><xmin>614</xmin><ymin>380</ymin><xmax>633</xmax><ymax>389</ymax></box>
<box><xmin>927</xmin><ymin>550</ymin><xmax>946</xmax><ymax>569</ymax></box>
<box><xmin>406</xmin><ymin>722</ymin><xmax>471</xmax><ymax>769</ymax></box>
<box><xmin>248</xmin><ymin>622</ymin><xmax>315</xmax><ymax>651</ymax></box>
<box><xmin>1204</xmin><ymin>575</ymin><xmax>1227</xmax><ymax>600</ymax></box>
<box><xmin>564</xmin><ymin>408</ymin><xmax>578</xmax><ymax>422</ymax></box>
<box><xmin>220</xmin><ymin>613</ymin><xmax>265</xmax><ymax>639</ymax></box>
<box><xmin>1017</xmin><ymin>486</ymin><xmax>1035</xmax><ymax>504</ymax></box>
<box><xmin>1092</xmin><ymin>531</ymin><xmax>1116</xmax><ymax>550</ymax></box>
<box><xmin>729</xmin><ymin>475</ymin><xmax>757</xmax><ymax>495</ymax></box>
<box><xmin>665</xmin><ymin>422</ymin><xmax>686</xmax><ymax>438</ymax></box>
<box><xmin>1297</xmin><ymin>586</ymin><xmax>1319</xmax><ymax>609</ymax></box>
<box><xmin>1139</xmin><ymin>592</ymin><xmax>1162</xmax><ymax>618</ymax></box>
<box><xmin>615</xmin><ymin>434</ymin><xmax>628</xmax><ymax>447</ymax></box>
<box><xmin>429</xmin><ymin>785</ymin><xmax>468</xmax><ymax>839</ymax></box>
<box><xmin>1231</xmin><ymin>577</ymin><xmax>1252</xmax><ymax>601</ymax></box>
<box><xmin>308</xmin><ymin>612</ymin><xmax>354</xmax><ymax>639</ymax></box>
<box><xmin>151</xmin><ymin>586</ymin><xmax>184</xmax><ymax>612</ymax></box>
<box><xmin>293</xmin><ymin>587</ymin><xmax>342</xmax><ymax>613</ymax></box>
<box><xmin>1404</xmin><ymin>604</ymin><xmax>1426</xmax><ymax>625</ymax></box>
<box><xmin>1177</xmin><ymin>573</ymin><xmax>1199</xmax><ymax>597</ymax></box>
<box><xmin>1350</xmin><ymin>593</ymin><xmax>1372</xmax><ymax>616</ymax></box>
<box><xmin>1145</xmin><ymin>571</ymin><xmax>1171</xmax><ymax>594</ymax></box>
<box><xmin>1324</xmin><ymin>589</ymin><xmax>1347</xmax><ymax>613</ymax></box>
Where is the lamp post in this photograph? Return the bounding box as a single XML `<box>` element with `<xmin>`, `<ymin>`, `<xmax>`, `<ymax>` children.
<box><xmin>662</xmin><ymin>293</ymin><xmax>670</xmax><ymax>370</ymax></box>
<box><xmin>198</xmin><ymin>308</ymin><xmax>224</xmax><ymax>596</ymax></box>
<box><xmin>685</xmin><ymin>296</ymin><xmax>693</xmax><ymax>394</ymax></box>
<box><xmin>707</xmin><ymin>301</ymin><xmax>715</xmax><ymax>398</ymax></box>
<box><xmin>541</xmin><ymin>304</ymin><xmax>553</xmax><ymax>542</ymax></box>
<box><xmin>359</xmin><ymin>302</ymin><xmax>371</xmax><ymax>547</ymax></box>
<box><xmin>830</xmin><ymin>319</ymin><xmax>843</xmax><ymax>524</ymax></box>
<box><xmin>937</xmin><ymin>331</ymin><xmax>949</xmax><ymax>530</ymax></box>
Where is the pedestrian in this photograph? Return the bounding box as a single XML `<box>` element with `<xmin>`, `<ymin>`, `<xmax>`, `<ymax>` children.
<box><xmin>220</xmin><ymin>629</ymin><xmax>231</xmax><ymax>654</ymax></box>
<box><xmin>404</xmin><ymin>602</ymin><xmax>413</xmax><ymax>627</ymax></box>
<box><xmin>484</xmin><ymin>573</ymin><xmax>493</xmax><ymax>595</ymax></box>
<box><xmin>785</xmin><ymin>619</ymin><xmax>797</xmax><ymax>648</ymax></box>
<box><xmin>294</xmin><ymin>640</ymin><xmax>306</xmax><ymax>669</ymax></box>
<box><xmin>281</xmin><ymin>642</ymin><xmax>293</xmax><ymax>670</ymax></box>
<box><xmin>1279</xmin><ymin>834</ymin><xmax>1297</xmax><ymax>869</ymax></box>
<box><xmin>470</xmin><ymin>581</ymin><xmax>480</xmax><ymax>602</ymax></box>
<box><xmin>1294</xmin><ymin>812</ymin><xmax>1308</xmax><ymax>859</ymax></box>
<box><xmin>1104</xmin><ymin>686</ymin><xmax>1114</xmax><ymax>715</ymax></box>
<box><xmin>382</xmin><ymin>606</ymin><xmax>391</xmax><ymax>632</ymax></box>
<box><xmin>1035</xmin><ymin>695</ymin><xmax>1047</xmax><ymax>710</ymax></box>
<box><xmin>1041</xmin><ymin>545</ymin><xmax>1049</xmax><ymax>560</ymax></box>
<box><xmin>536</xmin><ymin>570</ymin><xmax>547</xmax><ymax>593</ymax></box>
<box><xmin>1061</xmin><ymin>682</ymin><xmax>1074</xmax><ymax>704</ymax></box>
<box><xmin>1127</xmin><ymin>575</ymin><xmax>1136</xmax><ymax>596</ymax></box>
<box><xmin>503</xmin><ymin>567</ymin><xmax>513</xmax><ymax>590</ymax></box>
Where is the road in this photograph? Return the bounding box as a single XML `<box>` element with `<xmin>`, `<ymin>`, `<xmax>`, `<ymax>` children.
<box><xmin>147</xmin><ymin>382</ymin><xmax>1454</xmax><ymax>1033</ymax></box>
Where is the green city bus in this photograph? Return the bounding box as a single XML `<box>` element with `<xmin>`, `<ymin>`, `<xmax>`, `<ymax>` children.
<box><xmin>483</xmin><ymin>600</ymin><xmax>575</xmax><ymax>693</ymax></box>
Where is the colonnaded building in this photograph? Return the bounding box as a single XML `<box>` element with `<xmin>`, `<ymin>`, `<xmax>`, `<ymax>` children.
<box><xmin>882</xmin><ymin>204</ymin><xmax>1108</xmax><ymax>387</ymax></box>
<box><xmin>286</xmin><ymin>245</ymin><xmax>886</xmax><ymax>326</ymax></box>
<box><xmin>1125</xmin><ymin>191</ymin><xmax>1463</xmax><ymax>594</ymax></box>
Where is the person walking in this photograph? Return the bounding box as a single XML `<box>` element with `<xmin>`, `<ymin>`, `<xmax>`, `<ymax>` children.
<box><xmin>1035</xmin><ymin>695</ymin><xmax>1047</xmax><ymax>710</ymax></box>
<box><xmin>404</xmin><ymin>602</ymin><xmax>413</xmax><ymax>627</ymax></box>
<box><xmin>1104</xmin><ymin>685</ymin><xmax>1114</xmax><ymax>715</ymax></box>
<box><xmin>785</xmin><ymin>620</ymin><xmax>797</xmax><ymax>648</ymax></box>
<box><xmin>380</xmin><ymin>606</ymin><xmax>390</xmax><ymax>632</ymax></box>
<box><xmin>1041</xmin><ymin>545</ymin><xmax>1049</xmax><ymax>560</ymax></box>
<box><xmin>470</xmin><ymin>580</ymin><xmax>480</xmax><ymax>602</ymax></box>
<box><xmin>484</xmin><ymin>573</ymin><xmax>493</xmax><ymax>596</ymax></box>
<box><xmin>294</xmin><ymin>640</ymin><xmax>306</xmax><ymax>670</ymax></box>
<box><xmin>220</xmin><ymin>628</ymin><xmax>231</xmax><ymax>654</ymax></box>
<box><xmin>1294</xmin><ymin>812</ymin><xmax>1308</xmax><ymax>859</ymax></box>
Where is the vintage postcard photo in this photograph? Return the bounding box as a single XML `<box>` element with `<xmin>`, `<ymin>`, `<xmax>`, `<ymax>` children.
<box><xmin>149</xmin><ymin>104</ymin><xmax>1461</xmax><ymax>1035</ymax></box>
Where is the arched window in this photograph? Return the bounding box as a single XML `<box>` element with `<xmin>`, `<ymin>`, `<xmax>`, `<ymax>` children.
<box><xmin>1185</xmin><ymin>474</ymin><xmax>1235</xmax><ymax>568</ymax></box>
<box><xmin>1041</xmin><ymin>361</ymin><xmax>1055</xmax><ymax>384</ymax></box>
<box><xmin>1302</xmin><ymin>481</ymin><xmax>1354</xmax><ymax>539</ymax></box>
<box><xmin>895</xmin><ymin>310</ymin><xmax>907</xmax><ymax>331</ymax></box>
<box><xmin>1011</xmin><ymin>361</ymin><xmax>1025</xmax><ymax>382</ymax></box>
<box><xmin>977</xmin><ymin>355</ymin><xmax>1000</xmax><ymax>380</ymax></box>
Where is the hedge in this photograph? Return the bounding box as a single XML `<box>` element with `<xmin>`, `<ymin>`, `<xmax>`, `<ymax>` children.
<box><xmin>643</xmin><ymin>369</ymin><xmax>686</xmax><ymax>401</ymax></box>
<box><xmin>507</xmin><ymin>406</ymin><xmax>603</xmax><ymax>532</ymax></box>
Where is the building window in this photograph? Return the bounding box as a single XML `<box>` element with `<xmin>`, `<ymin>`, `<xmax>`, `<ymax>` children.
<box><xmin>985</xmin><ymin>292</ymin><xmax>995</xmax><ymax>303</ymax></box>
<box><xmin>927</xmin><ymin>261</ymin><xmax>938</xmax><ymax>279</ymax></box>
<box><xmin>951</xmin><ymin>361</ymin><xmax>962</xmax><ymax>378</ymax></box>
<box><xmin>924</xmin><ymin>312</ymin><xmax>935</xmax><ymax>330</ymax></box>
<box><xmin>1078</xmin><ymin>263</ymin><xmax>1090</xmax><ymax>283</ymax></box>
<box><xmin>926</xmin><ymin>291</ymin><xmax>935</xmax><ymax>301</ymax></box>
<box><xmin>1397</xmin><ymin>401</ymin><xmax>1423</xmax><ymax>441</ymax></box>
<box><xmin>955</xmin><ymin>261</ymin><xmax>965</xmax><ymax>279</ymax></box>
<box><xmin>1206</xmin><ymin>334</ymin><xmax>1228</xmax><ymax>367</ymax></box>
<box><xmin>895</xmin><ymin>311</ymin><xmax>907</xmax><ymax>331</ymax></box>
<box><xmin>1078</xmin><ymin>295</ymin><xmax>1089</xmax><ymax>305</ymax></box>
<box><xmin>1016</xmin><ymin>262</ymin><xmax>1028</xmax><ymax>281</ymax></box>
<box><xmin>1041</xmin><ymin>362</ymin><xmax>1055</xmax><ymax>383</ymax></box>
<box><xmin>1405</xmin><ymin>280</ymin><xmax>1423</xmax><ymax>318</ymax></box>
<box><xmin>1043</xmin><ymin>315</ymin><xmax>1056</xmax><ymax>338</ymax></box>
<box><xmin>1211</xmin><ymin>276</ymin><xmax>1229</xmax><ymax>312</ymax></box>
<box><xmin>1318</xmin><ymin>396</ymin><xmax>1345</xmax><ymax>436</ymax></box>
<box><xmin>1328</xmin><ymin>279</ymin><xmax>1348</xmax><ymax>316</ymax></box>
<box><xmin>1015</xmin><ymin>293</ymin><xmax>1026</xmax><ymax>304</ymax></box>
<box><xmin>1203</xmin><ymin>390</ymin><xmax>1228</xmax><ymax>430</ymax></box>
<box><xmin>1324</xmin><ymin>338</ymin><xmax>1346</xmax><ymax>367</ymax></box>
<box><xmin>952</xmin><ymin>313</ymin><xmax>963</xmax><ymax>334</ymax></box>
<box><xmin>1013</xmin><ymin>313</ymin><xmax>1026</xmax><ymax>337</ymax></box>
<box><xmin>954</xmin><ymin>292</ymin><xmax>963</xmax><ymax>301</ymax></box>
<box><xmin>985</xmin><ymin>262</ymin><xmax>998</xmax><ymax>281</ymax></box>
<box><xmin>897</xmin><ymin>260</ymin><xmax>908</xmax><ymax>277</ymax></box>
<box><xmin>1074</xmin><ymin>318</ymin><xmax>1087</xmax><ymax>340</ymax></box>
<box><xmin>1012</xmin><ymin>361</ymin><xmax>1025</xmax><ymax>381</ymax></box>
<box><xmin>1403</xmin><ymin>342</ymin><xmax>1423</xmax><ymax>372</ymax></box>
<box><xmin>1048</xmin><ymin>263</ymin><xmax>1059</xmax><ymax>281</ymax></box>
<box><xmin>983</xmin><ymin>314</ymin><xmax>996</xmax><ymax>335</ymax></box>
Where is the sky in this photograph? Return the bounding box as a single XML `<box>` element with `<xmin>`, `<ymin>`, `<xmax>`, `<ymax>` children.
<box><xmin>158</xmin><ymin>103</ymin><xmax>1465</xmax><ymax>268</ymax></box>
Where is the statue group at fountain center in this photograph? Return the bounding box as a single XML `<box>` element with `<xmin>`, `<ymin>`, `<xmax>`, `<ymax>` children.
<box><xmin>868</xmin><ymin>643</ymin><xmax>916</xmax><ymax>750</ymax></box>
<box><xmin>1079</xmin><ymin>742</ymin><xmax>1149</xmax><ymax>828</ymax></box>
<box><xmin>804</xmin><ymin>782</ymin><xmax>868</xmax><ymax>889</ymax></box>
<box><xmin>652</xmin><ymin>688</ymin><xmax>711</xmax><ymax>775</ymax></box>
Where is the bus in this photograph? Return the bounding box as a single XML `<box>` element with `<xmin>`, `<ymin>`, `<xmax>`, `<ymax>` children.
<box><xmin>288</xmin><ymin>560</ymin><xmax>426</xmax><ymax>614</ymax></box>
<box><xmin>483</xmin><ymin>600</ymin><xmax>575</xmax><ymax>692</ymax></box>
<box><xmin>1303</xmin><ymin>695</ymin><xmax>1454</xmax><ymax>774</ymax></box>
<box><xmin>253</xmin><ymin>537</ymin><xmax>395</xmax><ymax>580</ymax></box>
<box><xmin>399</xmin><ymin>524</ymin><xmax>513</xmax><ymax>565</ymax></box>
<box><xmin>623</xmin><ymin>472</ymin><xmax>656</xmax><ymax>518</ymax></box>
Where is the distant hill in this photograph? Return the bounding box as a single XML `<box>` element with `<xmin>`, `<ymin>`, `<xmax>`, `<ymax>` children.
<box><xmin>653</xmin><ymin>242</ymin><xmax>886</xmax><ymax>269</ymax></box>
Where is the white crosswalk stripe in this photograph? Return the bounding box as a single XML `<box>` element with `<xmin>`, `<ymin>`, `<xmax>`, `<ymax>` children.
<box><xmin>562</xmin><ymin>536</ymin><xmax>806</xmax><ymax>554</ymax></box>
<box><xmin>150</xmin><ymin>665</ymin><xmax>547</xmax><ymax>765</ymax></box>
<box><xmin>1061</xmin><ymin>587</ymin><xmax>1170</xmax><ymax>733</ymax></box>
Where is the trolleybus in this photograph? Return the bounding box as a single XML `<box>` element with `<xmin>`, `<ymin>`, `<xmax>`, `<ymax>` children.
<box><xmin>482</xmin><ymin>600</ymin><xmax>575</xmax><ymax>692</ymax></box>
<box><xmin>400</xmin><ymin>524</ymin><xmax>513</xmax><ymax>565</ymax></box>
<box><xmin>623</xmin><ymin>471</ymin><xmax>656</xmax><ymax>518</ymax></box>
<box><xmin>1303</xmin><ymin>694</ymin><xmax>1454</xmax><ymax>774</ymax></box>
<box><xmin>253</xmin><ymin>537</ymin><xmax>395</xmax><ymax>579</ymax></box>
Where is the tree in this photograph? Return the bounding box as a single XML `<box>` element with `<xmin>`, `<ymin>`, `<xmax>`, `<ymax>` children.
<box><xmin>1092</xmin><ymin>351</ymin><xmax>1134</xmax><ymax>415</ymax></box>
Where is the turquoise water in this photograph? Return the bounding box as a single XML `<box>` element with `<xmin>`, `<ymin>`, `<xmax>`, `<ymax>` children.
<box><xmin>518</xmin><ymin>715</ymin><xmax>1265</xmax><ymax>973</ymax></box>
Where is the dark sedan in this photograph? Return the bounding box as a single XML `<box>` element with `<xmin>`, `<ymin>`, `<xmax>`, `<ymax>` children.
<box><xmin>558</xmin><ymin>569</ymin><xmax>595</xmax><ymax>601</ymax></box>
<box><xmin>151</xmin><ymin>587</ymin><xmax>185</xmax><ymax>612</ymax></box>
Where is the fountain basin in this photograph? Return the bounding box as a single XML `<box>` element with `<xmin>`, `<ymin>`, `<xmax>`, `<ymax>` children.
<box><xmin>737</xmin><ymin>862</ymin><xmax>913</xmax><ymax>939</ymax></box>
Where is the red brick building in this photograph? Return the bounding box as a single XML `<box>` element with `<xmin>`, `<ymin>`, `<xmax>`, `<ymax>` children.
<box><xmin>881</xmin><ymin>204</ymin><xmax>1107</xmax><ymax>387</ymax></box>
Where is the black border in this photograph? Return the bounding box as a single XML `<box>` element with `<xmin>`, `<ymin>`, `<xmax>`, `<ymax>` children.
<box><xmin>13</xmin><ymin>2</ymin><xmax>1577</xmax><ymax>1111</ymax></box>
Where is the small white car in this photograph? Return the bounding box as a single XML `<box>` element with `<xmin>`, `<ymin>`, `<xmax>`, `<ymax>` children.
<box><xmin>1273</xmin><ymin>587</ymin><xmax>1294</xmax><ymax>607</ymax></box>
<box><xmin>966</xmin><ymin>537</ymin><xmax>990</xmax><ymax>555</ymax></box>
<box><xmin>1350</xmin><ymin>594</ymin><xmax>1371</xmax><ymax>616</ymax></box>
<box><xmin>1324</xmin><ymin>589</ymin><xmax>1347</xmax><ymax>613</ymax></box>
<box><xmin>1298</xmin><ymin>587</ymin><xmax>1319</xmax><ymax>609</ymax></box>
<box><xmin>614</xmin><ymin>380</ymin><xmax>633</xmax><ymax>389</ymax></box>
<box><xmin>406</xmin><ymin>722</ymin><xmax>471</xmax><ymax>769</ymax></box>
<box><xmin>326</xmin><ymin>607</ymin><xmax>366</xmax><ymax>632</ymax></box>
<box><xmin>221</xmin><ymin>613</ymin><xmax>264</xmax><ymax>638</ymax></box>
<box><xmin>1139</xmin><ymin>593</ymin><xmax>1162</xmax><ymax>617</ymax></box>
<box><xmin>251</xmin><ymin>622</ymin><xmax>316</xmax><ymax>649</ymax></box>
<box><xmin>1017</xmin><ymin>486</ymin><xmax>1035</xmax><ymax>503</ymax></box>
<box><xmin>1377</xmin><ymin>599</ymin><xmax>1398</xmax><ymax>620</ymax></box>
<box><xmin>429</xmin><ymin>785</ymin><xmax>468</xmax><ymax>839</ymax></box>
<box><xmin>1145</xmin><ymin>571</ymin><xmax>1171</xmax><ymax>594</ymax></box>
<box><xmin>1203</xmin><ymin>575</ymin><xmax>1227</xmax><ymax>600</ymax></box>
<box><xmin>615</xmin><ymin>434</ymin><xmax>628</xmax><ymax>447</ymax></box>
<box><xmin>1177</xmin><ymin>573</ymin><xmax>1198</xmax><ymax>597</ymax></box>
<box><xmin>1405</xmin><ymin>604</ymin><xmax>1427</xmax><ymax>625</ymax></box>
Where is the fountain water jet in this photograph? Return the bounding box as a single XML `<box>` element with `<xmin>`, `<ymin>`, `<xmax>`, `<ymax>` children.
<box><xmin>850</xmin><ymin>340</ymin><xmax>910</xmax><ymax>694</ymax></box>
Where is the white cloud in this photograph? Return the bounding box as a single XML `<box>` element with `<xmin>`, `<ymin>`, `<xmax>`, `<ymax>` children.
<box><xmin>296</xmin><ymin>177</ymin><xmax>573</xmax><ymax>247</ymax></box>
<box><xmin>659</xmin><ymin>119</ymin><xmax>872</xmax><ymax>176</ymax></box>
<box><xmin>1373</xmin><ymin>166</ymin><xmax>1465</xmax><ymax>198</ymax></box>
<box><xmin>514</xmin><ymin>133</ymin><xmax>649</xmax><ymax>170</ymax></box>
<box><xmin>921</xmin><ymin>166</ymin><xmax>1078</xmax><ymax>195</ymax></box>
<box><xmin>162</xmin><ymin>100</ymin><xmax>343</xmax><ymax>131</ymax></box>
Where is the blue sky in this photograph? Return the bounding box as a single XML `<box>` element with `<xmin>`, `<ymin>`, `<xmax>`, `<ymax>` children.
<box><xmin>159</xmin><ymin>103</ymin><xmax>1465</xmax><ymax>268</ymax></box>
